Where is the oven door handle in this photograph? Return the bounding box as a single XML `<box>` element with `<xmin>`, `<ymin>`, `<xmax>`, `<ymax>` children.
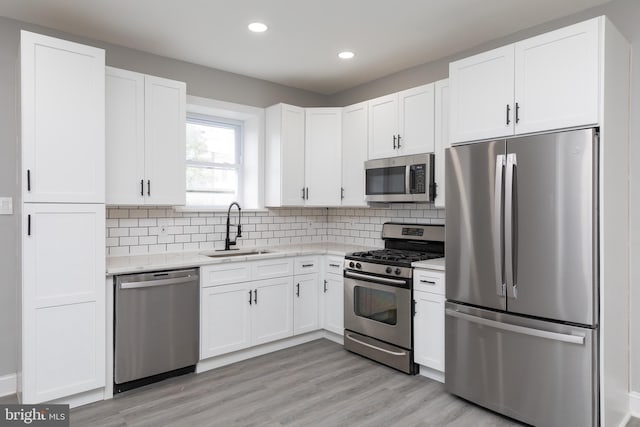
<box><xmin>345</xmin><ymin>333</ymin><xmax>408</xmax><ymax>356</ymax></box>
<box><xmin>344</xmin><ymin>271</ymin><xmax>406</xmax><ymax>286</ymax></box>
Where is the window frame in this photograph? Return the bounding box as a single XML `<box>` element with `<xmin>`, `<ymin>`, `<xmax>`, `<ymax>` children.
<box><xmin>185</xmin><ymin>113</ymin><xmax>244</xmax><ymax>208</ymax></box>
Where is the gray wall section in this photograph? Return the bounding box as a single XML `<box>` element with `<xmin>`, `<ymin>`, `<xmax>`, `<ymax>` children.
<box><xmin>2</xmin><ymin>0</ymin><xmax>640</xmax><ymax>394</ymax></box>
<box><xmin>328</xmin><ymin>0</ymin><xmax>640</xmax><ymax>393</ymax></box>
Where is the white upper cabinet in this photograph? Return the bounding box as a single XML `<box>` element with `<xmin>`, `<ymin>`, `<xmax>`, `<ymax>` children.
<box><xmin>514</xmin><ymin>18</ymin><xmax>599</xmax><ymax>135</ymax></box>
<box><xmin>265</xmin><ymin>104</ymin><xmax>306</xmax><ymax>207</ymax></box>
<box><xmin>434</xmin><ymin>79</ymin><xmax>450</xmax><ymax>208</ymax></box>
<box><xmin>341</xmin><ymin>102</ymin><xmax>368</xmax><ymax>207</ymax></box>
<box><xmin>106</xmin><ymin>67</ymin><xmax>186</xmax><ymax>205</ymax></box>
<box><xmin>305</xmin><ymin>108</ymin><xmax>342</xmax><ymax>206</ymax></box>
<box><xmin>21</xmin><ymin>31</ymin><xmax>105</xmax><ymax>203</ymax></box>
<box><xmin>450</xmin><ymin>17</ymin><xmax>601</xmax><ymax>144</ymax></box>
<box><xmin>368</xmin><ymin>83</ymin><xmax>435</xmax><ymax>159</ymax></box>
<box><xmin>449</xmin><ymin>45</ymin><xmax>515</xmax><ymax>144</ymax></box>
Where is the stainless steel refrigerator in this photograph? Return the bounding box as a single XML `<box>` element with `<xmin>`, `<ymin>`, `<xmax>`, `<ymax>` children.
<box><xmin>444</xmin><ymin>128</ymin><xmax>599</xmax><ymax>427</ymax></box>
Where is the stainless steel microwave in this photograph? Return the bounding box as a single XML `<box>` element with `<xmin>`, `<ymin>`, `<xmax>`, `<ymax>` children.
<box><xmin>364</xmin><ymin>153</ymin><xmax>435</xmax><ymax>203</ymax></box>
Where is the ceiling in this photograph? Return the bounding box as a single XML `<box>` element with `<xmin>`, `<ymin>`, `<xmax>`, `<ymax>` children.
<box><xmin>0</xmin><ymin>0</ymin><xmax>612</xmax><ymax>95</ymax></box>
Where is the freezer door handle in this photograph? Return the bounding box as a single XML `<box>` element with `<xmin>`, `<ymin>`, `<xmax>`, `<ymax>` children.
<box><xmin>494</xmin><ymin>154</ymin><xmax>506</xmax><ymax>296</ymax></box>
<box><xmin>445</xmin><ymin>308</ymin><xmax>585</xmax><ymax>345</ymax></box>
<box><xmin>505</xmin><ymin>153</ymin><xmax>518</xmax><ymax>298</ymax></box>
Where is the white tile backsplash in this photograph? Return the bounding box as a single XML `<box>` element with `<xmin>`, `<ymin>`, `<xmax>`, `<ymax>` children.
<box><xmin>106</xmin><ymin>204</ymin><xmax>445</xmax><ymax>256</ymax></box>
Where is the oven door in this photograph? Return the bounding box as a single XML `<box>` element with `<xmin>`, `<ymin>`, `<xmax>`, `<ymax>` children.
<box><xmin>344</xmin><ymin>272</ymin><xmax>412</xmax><ymax>349</ymax></box>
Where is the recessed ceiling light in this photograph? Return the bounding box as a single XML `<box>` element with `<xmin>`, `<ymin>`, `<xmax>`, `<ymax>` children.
<box><xmin>338</xmin><ymin>51</ymin><xmax>355</xmax><ymax>60</ymax></box>
<box><xmin>248</xmin><ymin>22</ymin><xmax>268</xmax><ymax>33</ymax></box>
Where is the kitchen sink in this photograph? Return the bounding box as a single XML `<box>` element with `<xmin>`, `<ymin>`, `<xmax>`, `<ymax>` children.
<box><xmin>200</xmin><ymin>249</ymin><xmax>273</xmax><ymax>258</ymax></box>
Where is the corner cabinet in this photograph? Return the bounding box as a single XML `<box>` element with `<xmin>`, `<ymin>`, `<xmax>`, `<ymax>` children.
<box><xmin>368</xmin><ymin>83</ymin><xmax>435</xmax><ymax>160</ymax></box>
<box><xmin>450</xmin><ymin>18</ymin><xmax>600</xmax><ymax>144</ymax></box>
<box><xmin>413</xmin><ymin>268</ymin><xmax>445</xmax><ymax>382</ymax></box>
<box><xmin>265</xmin><ymin>104</ymin><xmax>306</xmax><ymax>206</ymax></box>
<box><xmin>341</xmin><ymin>102</ymin><xmax>368</xmax><ymax>207</ymax></box>
<box><xmin>106</xmin><ymin>67</ymin><xmax>186</xmax><ymax>205</ymax></box>
<box><xmin>21</xmin><ymin>31</ymin><xmax>105</xmax><ymax>203</ymax></box>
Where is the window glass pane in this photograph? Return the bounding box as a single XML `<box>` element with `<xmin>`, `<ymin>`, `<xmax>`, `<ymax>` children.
<box><xmin>186</xmin><ymin>122</ymin><xmax>236</xmax><ymax>164</ymax></box>
<box><xmin>186</xmin><ymin>166</ymin><xmax>237</xmax><ymax>193</ymax></box>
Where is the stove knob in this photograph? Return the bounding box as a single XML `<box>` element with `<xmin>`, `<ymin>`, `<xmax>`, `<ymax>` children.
<box><xmin>385</xmin><ymin>267</ymin><xmax>392</xmax><ymax>274</ymax></box>
<box><xmin>395</xmin><ymin>268</ymin><xmax>401</xmax><ymax>275</ymax></box>
<box><xmin>349</xmin><ymin>262</ymin><xmax>354</xmax><ymax>268</ymax></box>
<box><xmin>356</xmin><ymin>263</ymin><xmax>362</xmax><ymax>269</ymax></box>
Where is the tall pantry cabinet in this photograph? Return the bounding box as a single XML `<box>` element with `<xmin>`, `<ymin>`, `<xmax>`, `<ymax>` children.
<box><xmin>19</xmin><ymin>31</ymin><xmax>106</xmax><ymax>404</ymax></box>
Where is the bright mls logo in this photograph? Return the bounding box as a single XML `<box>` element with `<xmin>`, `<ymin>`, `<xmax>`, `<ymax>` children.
<box><xmin>1</xmin><ymin>405</ymin><xmax>69</xmax><ymax>426</ymax></box>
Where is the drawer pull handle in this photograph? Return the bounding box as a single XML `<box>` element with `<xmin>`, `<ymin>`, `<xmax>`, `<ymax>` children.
<box><xmin>329</xmin><ymin>263</ymin><xmax>340</xmax><ymax>268</ymax></box>
<box><xmin>420</xmin><ymin>280</ymin><xmax>436</xmax><ymax>285</ymax></box>
<box><xmin>302</xmin><ymin>264</ymin><xmax>314</xmax><ymax>268</ymax></box>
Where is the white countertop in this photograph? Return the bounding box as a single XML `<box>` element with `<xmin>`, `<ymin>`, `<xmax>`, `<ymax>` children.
<box><xmin>106</xmin><ymin>242</ymin><xmax>374</xmax><ymax>275</ymax></box>
<box><xmin>412</xmin><ymin>257</ymin><xmax>445</xmax><ymax>271</ymax></box>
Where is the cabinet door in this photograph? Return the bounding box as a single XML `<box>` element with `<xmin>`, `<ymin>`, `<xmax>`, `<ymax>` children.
<box><xmin>398</xmin><ymin>83</ymin><xmax>435</xmax><ymax>155</ymax></box>
<box><xmin>21</xmin><ymin>31</ymin><xmax>105</xmax><ymax>203</ymax></box>
<box><xmin>305</xmin><ymin>108</ymin><xmax>342</xmax><ymax>206</ymax></box>
<box><xmin>106</xmin><ymin>67</ymin><xmax>145</xmax><ymax>205</ymax></box>
<box><xmin>514</xmin><ymin>18</ymin><xmax>599</xmax><ymax>135</ymax></box>
<box><xmin>414</xmin><ymin>291</ymin><xmax>445</xmax><ymax>372</ymax></box>
<box><xmin>144</xmin><ymin>75</ymin><xmax>186</xmax><ymax>205</ymax></box>
<box><xmin>201</xmin><ymin>283</ymin><xmax>252</xmax><ymax>359</ymax></box>
<box><xmin>293</xmin><ymin>273</ymin><xmax>319</xmax><ymax>335</ymax></box>
<box><xmin>281</xmin><ymin>105</ymin><xmax>306</xmax><ymax>206</ymax></box>
<box><xmin>22</xmin><ymin>203</ymin><xmax>105</xmax><ymax>403</ymax></box>
<box><xmin>323</xmin><ymin>274</ymin><xmax>344</xmax><ymax>336</ymax></box>
<box><xmin>450</xmin><ymin>45</ymin><xmax>515</xmax><ymax>144</ymax></box>
<box><xmin>341</xmin><ymin>102</ymin><xmax>368</xmax><ymax>206</ymax></box>
<box><xmin>368</xmin><ymin>94</ymin><xmax>398</xmax><ymax>159</ymax></box>
<box><xmin>252</xmin><ymin>277</ymin><xmax>293</xmax><ymax>345</ymax></box>
<box><xmin>434</xmin><ymin>79</ymin><xmax>450</xmax><ymax>208</ymax></box>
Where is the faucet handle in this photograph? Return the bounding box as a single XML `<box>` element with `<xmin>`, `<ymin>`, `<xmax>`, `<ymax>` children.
<box><xmin>237</xmin><ymin>224</ymin><xmax>242</xmax><ymax>238</ymax></box>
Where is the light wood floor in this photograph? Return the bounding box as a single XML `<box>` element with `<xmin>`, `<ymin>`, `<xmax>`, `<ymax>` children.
<box><xmin>3</xmin><ymin>339</ymin><xmax>527</xmax><ymax>426</ymax></box>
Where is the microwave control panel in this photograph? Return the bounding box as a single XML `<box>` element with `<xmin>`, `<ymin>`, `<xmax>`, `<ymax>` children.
<box><xmin>410</xmin><ymin>164</ymin><xmax>426</xmax><ymax>194</ymax></box>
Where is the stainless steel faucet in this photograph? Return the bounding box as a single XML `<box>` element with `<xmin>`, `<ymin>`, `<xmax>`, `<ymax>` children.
<box><xmin>224</xmin><ymin>202</ymin><xmax>242</xmax><ymax>250</ymax></box>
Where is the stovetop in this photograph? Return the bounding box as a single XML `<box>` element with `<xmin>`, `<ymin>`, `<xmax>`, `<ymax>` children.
<box><xmin>346</xmin><ymin>248</ymin><xmax>443</xmax><ymax>267</ymax></box>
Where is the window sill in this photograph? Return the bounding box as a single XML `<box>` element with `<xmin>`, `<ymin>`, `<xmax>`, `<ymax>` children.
<box><xmin>174</xmin><ymin>206</ymin><xmax>270</xmax><ymax>213</ymax></box>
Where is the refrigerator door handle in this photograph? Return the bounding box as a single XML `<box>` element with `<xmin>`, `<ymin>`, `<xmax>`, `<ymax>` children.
<box><xmin>505</xmin><ymin>153</ymin><xmax>518</xmax><ymax>298</ymax></box>
<box><xmin>445</xmin><ymin>308</ymin><xmax>585</xmax><ymax>345</ymax></box>
<box><xmin>494</xmin><ymin>154</ymin><xmax>506</xmax><ymax>296</ymax></box>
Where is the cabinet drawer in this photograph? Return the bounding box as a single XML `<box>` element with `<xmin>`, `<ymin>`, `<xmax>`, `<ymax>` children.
<box><xmin>201</xmin><ymin>263</ymin><xmax>251</xmax><ymax>287</ymax></box>
<box><xmin>325</xmin><ymin>256</ymin><xmax>344</xmax><ymax>275</ymax></box>
<box><xmin>252</xmin><ymin>258</ymin><xmax>293</xmax><ymax>281</ymax></box>
<box><xmin>294</xmin><ymin>256</ymin><xmax>319</xmax><ymax>275</ymax></box>
<box><xmin>413</xmin><ymin>269</ymin><xmax>445</xmax><ymax>295</ymax></box>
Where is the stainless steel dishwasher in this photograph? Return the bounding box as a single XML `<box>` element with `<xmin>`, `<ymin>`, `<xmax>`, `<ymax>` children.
<box><xmin>114</xmin><ymin>268</ymin><xmax>199</xmax><ymax>393</ymax></box>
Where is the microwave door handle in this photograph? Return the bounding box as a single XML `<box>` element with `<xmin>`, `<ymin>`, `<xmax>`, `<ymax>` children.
<box><xmin>405</xmin><ymin>166</ymin><xmax>411</xmax><ymax>195</ymax></box>
<box><xmin>494</xmin><ymin>154</ymin><xmax>505</xmax><ymax>297</ymax></box>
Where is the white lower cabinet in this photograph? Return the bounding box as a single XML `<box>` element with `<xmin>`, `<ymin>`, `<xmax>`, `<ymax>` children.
<box><xmin>413</xmin><ymin>269</ymin><xmax>445</xmax><ymax>380</ymax></box>
<box><xmin>22</xmin><ymin>203</ymin><xmax>105</xmax><ymax>403</ymax></box>
<box><xmin>252</xmin><ymin>277</ymin><xmax>294</xmax><ymax>345</ymax></box>
<box><xmin>321</xmin><ymin>256</ymin><xmax>344</xmax><ymax>336</ymax></box>
<box><xmin>293</xmin><ymin>273</ymin><xmax>319</xmax><ymax>335</ymax></box>
<box><xmin>201</xmin><ymin>283</ymin><xmax>252</xmax><ymax>358</ymax></box>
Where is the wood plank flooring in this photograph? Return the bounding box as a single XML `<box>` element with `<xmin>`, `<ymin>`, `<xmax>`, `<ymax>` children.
<box><xmin>1</xmin><ymin>339</ymin><xmax>636</xmax><ymax>426</ymax></box>
<box><xmin>71</xmin><ymin>339</ymin><xmax>523</xmax><ymax>426</ymax></box>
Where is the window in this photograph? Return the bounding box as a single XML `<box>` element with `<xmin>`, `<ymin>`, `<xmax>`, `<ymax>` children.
<box><xmin>186</xmin><ymin>114</ymin><xmax>243</xmax><ymax>207</ymax></box>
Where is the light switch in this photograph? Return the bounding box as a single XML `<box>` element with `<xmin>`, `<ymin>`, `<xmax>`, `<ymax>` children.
<box><xmin>0</xmin><ymin>197</ymin><xmax>13</xmax><ymax>215</ymax></box>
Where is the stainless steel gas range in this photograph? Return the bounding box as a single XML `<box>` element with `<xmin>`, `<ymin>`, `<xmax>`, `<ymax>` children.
<box><xmin>343</xmin><ymin>222</ymin><xmax>445</xmax><ymax>374</ymax></box>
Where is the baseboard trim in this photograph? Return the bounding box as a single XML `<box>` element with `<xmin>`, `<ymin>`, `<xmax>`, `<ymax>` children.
<box><xmin>197</xmin><ymin>331</ymin><xmax>334</xmax><ymax>374</ymax></box>
<box><xmin>629</xmin><ymin>391</ymin><xmax>640</xmax><ymax>417</ymax></box>
<box><xmin>0</xmin><ymin>373</ymin><xmax>17</xmax><ymax>398</ymax></box>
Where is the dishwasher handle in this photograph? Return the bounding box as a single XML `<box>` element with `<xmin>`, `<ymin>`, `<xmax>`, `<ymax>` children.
<box><xmin>120</xmin><ymin>275</ymin><xmax>197</xmax><ymax>290</ymax></box>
